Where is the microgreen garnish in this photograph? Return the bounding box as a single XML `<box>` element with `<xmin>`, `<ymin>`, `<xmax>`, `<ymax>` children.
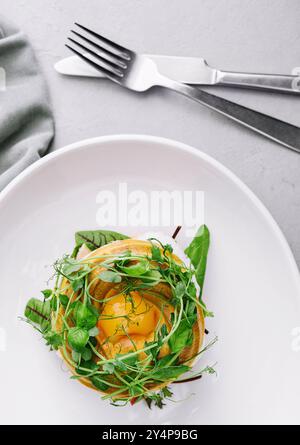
<box><xmin>23</xmin><ymin>226</ymin><xmax>215</xmax><ymax>408</ymax></box>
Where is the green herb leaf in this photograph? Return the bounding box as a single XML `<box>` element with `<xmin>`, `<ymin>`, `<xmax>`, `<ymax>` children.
<box><xmin>24</xmin><ymin>298</ymin><xmax>51</xmax><ymax>331</ymax></box>
<box><xmin>140</xmin><ymin>270</ymin><xmax>161</xmax><ymax>287</ymax></box>
<box><xmin>151</xmin><ymin>244</ymin><xmax>162</xmax><ymax>262</ymax></box>
<box><xmin>144</xmin><ymin>386</ymin><xmax>173</xmax><ymax>409</ymax></box>
<box><xmin>186</xmin><ymin>301</ymin><xmax>197</xmax><ymax>324</ymax></box>
<box><xmin>59</xmin><ymin>294</ymin><xmax>69</xmax><ymax>307</ymax></box>
<box><xmin>161</xmin><ymin>386</ymin><xmax>173</xmax><ymax>398</ymax></box>
<box><xmin>119</xmin><ymin>258</ymin><xmax>150</xmax><ymax>276</ymax></box>
<box><xmin>184</xmin><ymin>224</ymin><xmax>210</xmax><ymax>296</ymax></box>
<box><xmin>156</xmin><ymin>354</ymin><xmax>176</xmax><ymax>368</ymax></box>
<box><xmin>71</xmin><ymin>278</ymin><xmax>84</xmax><ymax>292</ymax></box>
<box><xmin>75</xmin><ymin>302</ymin><xmax>98</xmax><ymax>330</ymax></box>
<box><xmin>41</xmin><ymin>289</ymin><xmax>52</xmax><ymax>299</ymax></box>
<box><xmin>129</xmin><ymin>385</ymin><xmax>144</xmax><ymax>397</ymax></box>
<box><xmin>164</xmin><ymin>244</ymin><xmax>173</xmax><ymax>254</ymax></box>
<box><xmin>115</xmin><ymin>353</ymin><xmax>139</xmax><ymax>371</ymax></box>
<box><xmin>81</xmin><ymin>347</ymin><xmax>93</xmax><ymax>361</ymax></box>
<box><xmin>62</xmin><ymin>259</ymin><xmax>82</xmax><ymax>276</ymax></box>
<box><xmin>76</xmin><ymin>360</ymin><xmax>98</xmax><ymax>376</ymax></box>
<box><xmin>151</xmin><ymin>365</ymin><xmax>190</xmax><ymax>381</ymax></box>
<box><xmin>67</xmin><ymin>327</ymin><xmax>89</xmax><ymax>352</ymax></box>
<box><xmin>99</xmin><ymin>270</ymin><xmax>122</xmax><ymax>283</ymax></box>
<box><xmin>72</xmin><ymin>350</ymin><xmax>81</xmax><ymax>363</ymax></box>
<box><xmin>169</xmin><ymin>319</ymin><xmax>193</xmax><ymax>353</ymax></box>
<box><xmin>75</xmin><ymin>229</ymin><xmax>129</xmax><ymax>252</ymax></box>
<box><xmin>174</xmin><ymin>282</ymin><xmax>186</xmax><ymax>300</ymax></box>
<box><xmin>103</xmin><ymin>362</ymin><xmax>115</xmax><ymax>374</ymax></box>
<box><xmin>50</xmin><ymin>297</ymin><xmax>58</xmax><ymax>311</ymax></box>
<box><xmin>90</xmin><ymin>375</ymin><xmax>109</xmax><ymax>391</ymax></box>
<box><xmin>43</xmin><ymin>330</ymin><xmax>63</xmax><ymax>350</ymax></box>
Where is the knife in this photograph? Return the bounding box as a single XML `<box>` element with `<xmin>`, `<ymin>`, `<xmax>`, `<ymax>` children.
<box><xmin>55</xmin><ymin>54</ymin><xmax>300</xmax><ymax>94</ymax></box>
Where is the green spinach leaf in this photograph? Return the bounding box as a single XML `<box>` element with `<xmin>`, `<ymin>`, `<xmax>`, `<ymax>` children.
<box><xmin>184</xmin><ymin>224</ymin><xmax>210</xmax><ymax>297</ymax></box>
<box><xmin>169</xmin><ymin>319</ymin><xmax>193</xmax><ymax>353</ymax></box>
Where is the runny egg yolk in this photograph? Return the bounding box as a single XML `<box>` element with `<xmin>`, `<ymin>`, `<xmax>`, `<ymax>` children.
<box><xmin>97</xmin><ymin>290</ymin><xmax>168</xmax><ymax>359</ymax></box>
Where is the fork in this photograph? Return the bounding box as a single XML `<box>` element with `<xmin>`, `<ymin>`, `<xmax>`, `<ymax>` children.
<box><xmin>66</xmin><ymin>23</ymin><xmax>300</xmax><ymax>153</ymax></box>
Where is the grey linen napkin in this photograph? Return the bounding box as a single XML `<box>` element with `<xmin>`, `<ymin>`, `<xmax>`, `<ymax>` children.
<box><xmin>0</xmin><ymin>17</ymin><xmax>54</xmax><ymax>190</ymax></box>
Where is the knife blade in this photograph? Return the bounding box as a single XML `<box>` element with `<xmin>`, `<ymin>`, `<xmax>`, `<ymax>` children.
<box><xmin>54</xmin><ymin>54</ymin><xmax>217</xmax><ymax>84</ymax></box>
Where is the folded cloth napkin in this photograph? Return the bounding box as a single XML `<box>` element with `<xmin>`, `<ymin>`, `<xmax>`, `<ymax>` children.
<box><xmin>0</xmin><ymin>17</ymin><xmax>54</xmax><ymax>191</ymax></box>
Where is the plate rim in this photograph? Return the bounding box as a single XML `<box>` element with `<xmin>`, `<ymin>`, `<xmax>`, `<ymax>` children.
<box><xmin>0</xmin><ymin>133</ymin><xmax>299</xmax><ymax>289</ymax></box>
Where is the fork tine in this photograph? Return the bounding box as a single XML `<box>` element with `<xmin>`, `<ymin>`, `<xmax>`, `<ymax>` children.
<box><xmin>67</xmin><ymin>37</ymin><xmax>124</xmax><ymax>77</ymax></box>
<box><xmin>65</xmin><ymin>44</ymin><xmax>120</xmax><ymax>81</ymax></box>
<box><xmin>71</xmin><ymin>30</ymin><xmax>127</xmax><ymax>69</ymax></box>
<box><xmin>75</xmin><ymin>22</ymin><xmax>132</xmax><ymax>60</ymax></box>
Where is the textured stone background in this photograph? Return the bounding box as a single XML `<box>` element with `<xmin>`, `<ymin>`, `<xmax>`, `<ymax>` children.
<box><xmin>1</xmin><ymin>0</ymin><xmax>300</xmax><ymax>265</ymax></box>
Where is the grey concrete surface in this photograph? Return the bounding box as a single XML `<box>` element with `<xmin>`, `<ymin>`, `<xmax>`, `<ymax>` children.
<box><xmin>1</xmin><ymin>0</ymin><xmax>300</xmax><ymax>266</ymax></box>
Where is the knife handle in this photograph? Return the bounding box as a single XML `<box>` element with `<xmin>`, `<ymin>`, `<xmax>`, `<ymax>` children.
<box><xmin>217</xmin><ymin>70</ymin><xmax>300</xmax><ymax>94</ymax></box>
<box><xmin>157</xmin><ymin>76</ymin><xmax>300</xmax><ymax>153</ymax></box>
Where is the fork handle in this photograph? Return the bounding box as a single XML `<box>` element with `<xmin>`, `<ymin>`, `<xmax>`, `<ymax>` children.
<box><xmin>159</xmin><ymin>78</ymin><xmax>300</xmax><ymax>153</ymax></box>
<box><xmin>217</xmin><ymin>71</ymin><xmax>300</xmax><ymax>94</ymax></box>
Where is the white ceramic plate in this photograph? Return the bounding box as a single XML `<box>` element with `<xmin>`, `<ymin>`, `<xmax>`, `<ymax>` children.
<box><xmin>0</xmin><ymin>135</ymin><xmax>299</xmax><ymax>425</ymax></box>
